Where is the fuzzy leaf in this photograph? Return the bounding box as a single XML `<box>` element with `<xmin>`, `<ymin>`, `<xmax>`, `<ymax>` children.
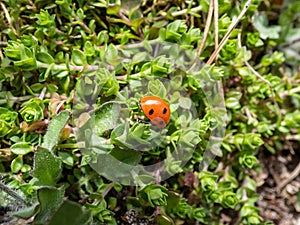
<box><xmin>48</xmin><ymin>200</ymin><xmax>92</xmax><ymax>225</ymax></box>
<box><xmin>32</xmin><ymin>147</ymin><xmax>62</xmax><ymax>186</ymax></box>
<box><xmin>253</xmin><ymin>14</ymin><xmax>281</xmax><ymax>40</ymax></box>
<box><xmin>34</xmin><ymin>187</ymin><xmax>64</xmax><ymax>224</ymax></box>
<box><xmin>41</xmin><ymin>110</ymin><xmax>69</xmax><ymax>151</ymax></box>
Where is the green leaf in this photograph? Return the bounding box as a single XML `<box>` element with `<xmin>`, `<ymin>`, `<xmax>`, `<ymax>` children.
<box><xmin>37</xmin><ymin>52</ymin><xmax>55</xmax><ymax>64</ymax></box>
<box><xmin>157</xmin><ymin>214</ymin><xmax>174</xmax><ymax>225</ymax></box>
<box><xmin>30</xmin><ymin>83</ymin><xmax>44</xmax><ymax>92</ymax></box>
<box><xmin>36</xmin><ymin>9</ymin><xmax>56</xmax><ymax>27</ymax></box>
<box><xmin>192</xmin><ymin>208</ymin><xmax>206</xmax><ymax>222</ymax></box>
<box><xmin>0</xmin><ymin>107</ymin><xmax>18</xmax><ymax>124</ymax></box>
<box><xmin>178</xmin><ymin>96</ymin><xmax>192</xmax><ymax>109</ymax></box>
<box><xmin>220</xmin><ymin>39</ymin><xmax>238</xmax><ymax>61</ymax></box>
<box><xmin>19</xmin><ymin>98</ymin><xmax>45</xmax><ymax>124</ymax></box>
<box><xmin>148</xmin><ymin>79</ymin><xmax>167</xmax><ymax>97</ymax></box>
<box><xmin>239</xmin><ymin>151</ymin><xmax>259</xmax><ymax>169</ymax></box>
<box><xmin>0</xmin><ymin>120</ymin><xmax>12</xmax><ymax>137</ymax></box>
<box><xmin>56</xmin><ymin>70</ymin><xmax>69</xmax><ymax>78</ymax></box>
<box><xmin>241</xmin><ymin>205</ymin><xmax>259</xmax><ymax>217</ymax></box>
<box><xmin>34</xmin><ymin>187</ymin><xmax>64</xmax><ymax>224</ymax></box>
<box><xmin>21</xmin><ymin>164</ymin><xmax>31</xmax><ymax>173</ymax></box>
<box><xmin>106</xmin><ymin>44</ymin><xmax>121</xmax><ymax>66</ymax></box>
<box><xmin>91</xmin><ymin>1</ymin><xmax>107</xmax><ymax>8</ymax></box>
<box><xmin>3</xmin><ymin>40</ymin><xmax>37</xmax><ymax>70</ymax></box>
<box><xmin>243</xmin><ymin>133</ymin><xmax>264</xmax><ymax>149</ymax></box>
<box><xmin>225</xmin><ymin>91</ymin><xmax>242</xmax><ymax>109</ymax></box>
<box><xmin>14</xmin><ymin>57</ymin><xmax>37</xmax><ymax>71</ymax></box>
<box><xmin>32</xmin><ymin>147</ymin><xmax>62</xmax><ymax>186</ymax></box>
<box><xmin>110</xmin><ymin>148</ymin><xmax>141</xmax><ymax>166</ymax></box>
<box><xmin>166</xmin><ymin>160</ymin><xmax>183</xmax><ymax>174</ymax></box>
<box><xmin>4</xmin><ymin>41</ymin><xmax>23</xmax><ymax>60</ymax></box>
<box><xmin>297</xmin><ymin>190</ymin><xmax>300</xmax><ymax>207</ymax></box>
<box><xmin>0</xmin><ymin>107</ymin><xmax>18</xmax><ymax>137</ymax></box>
<box><xmin>253</xmin><ymin>14</ymin><xmax>281</xmax><ymax>40</ymax></box>
<box><xmin>244</xmin><ymin>176</ymin><xmax>257</xmax><ymax>192</ymax></box>
<box><xmin>47</xmin><ymin>83</ymin><xmax>58</xmax><ymax>93</ymax></box>
<box><xmin>11</xmin><ymin>203</ymin><xmax>39</xmax><ymax>219</ymax></box>
<box><xmin>172</xmin><ymin>198</ymin><xmax>191</xmax><ymax>218</ymax></box>
<box><xmin>58</xmin><ymin>152</ymin><xmax>74</xmax><ymax>166</ymax></box>
<box><xmin>21</xmin><ymin>34</ymin><xmax>38</xmax><ymax>48</ymax></box>
<box><xmin>11</xmin><ymin>156</ymin><xmax>23</xmax><ymax>173</ymax></box>
<box><xmin>93</xmin><ymin>103</ymin><xmax>120</xmax><ymax>136</ymax></box>
<box><xmin>245</xmin><ymin>214</ymin><xmax>262</xmax><ymax>224</ymax></box>
<box><xmin>71</xmin><ymin>49</ymin><xmax>87</xmax><ymax>66</ymax></box>
<box><xmin>198</xmin><ymin>171</ymin><xmax>218</xmax><ymax>192</ymax></box>
<box><xmin>85</xmin><ymin>200</ymin><xmax>114</xmax><ymax>223</ymax></box>
<box><xmin>84</xmin><ymin>41</ymin><xmax>95</xmax><ymax>57</ymax></box>
<box><xmin>220</xmin><ymin>191</ymin><xmax>239</xmax><ymax>209</ymax></box>
<box><xmin>10</xmin><ymin>142</ymin><xmax>34</xmax><ymax>155</ymax></box>
<box><xmin>107</xmin><ymin>1</ymin><xmax>121</xmax><ymax>15</ymax></box>
<box><xmin>165</xmin><ymin>20</ymin><xmax>187</xmax><ymax>42</ymax></box>
<box><xmin>246</xmin><ymin>32</ymin><xmax>264</xmax><ymax>48</ymax></box>
<box><xmin>132</xmin><ymin>52</ymin><xmax>147</xmax><ymax>64</ymax></box>
<box><xmin>140</xmin><ymin>184</ymin><xmax>168</xmax><ymax>207</ymax></box>
<box><xmin>41</xmin><ymin>110</ymin><xmax>70</xmax><ymax>151</ymax></box>
<box><xmin>48</xmin><ymin>200</ymin><xmax>92</xmax><ymax>225</ymax></box>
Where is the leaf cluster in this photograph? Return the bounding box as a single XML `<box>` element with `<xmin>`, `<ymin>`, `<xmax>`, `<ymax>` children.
<box><xmin>0</xmin><ymin>0</ymin><xmax>299</xmax><ymax>225</ymax></box>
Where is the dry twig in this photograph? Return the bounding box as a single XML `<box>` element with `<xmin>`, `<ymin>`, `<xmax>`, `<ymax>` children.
<box><xmin>276</xmin><ymin>161</ymin><xmax>300</xmax><ymax>193</ymax></box>
<box><xmin>206</xmin><ymin>0</ymin><xmax>252</xmax><ymax>65</ymax></box>
<box><xmin>195</xmin><ymin>0</ymin><xmax>214</xmax><ymax>62</ymax></box>
<box><xmin>213</xmin><ymin>0</ymin><xmax>219</xmax><ymax>51</ymax></box>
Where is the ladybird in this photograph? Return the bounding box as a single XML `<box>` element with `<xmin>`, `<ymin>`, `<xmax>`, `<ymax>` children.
<box><xmin>140</xmin><ymin>96</ymin><xmax>170</xmax><ymax>128</ymax></box>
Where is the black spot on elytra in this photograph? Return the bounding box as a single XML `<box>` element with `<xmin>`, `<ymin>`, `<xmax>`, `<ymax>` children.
<box><xmin>163</xmin><ymin>107</ymin><xmax>167</xmax><ymax>114</ymax></box>
<box><xmin>149</xmin><ymin>109</ymin><xmax>154</xmax><ymax>115</ymax></box>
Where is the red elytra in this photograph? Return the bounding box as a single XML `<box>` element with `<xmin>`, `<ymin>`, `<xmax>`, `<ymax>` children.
<box><xmin>140</xmin><ymin>96</ymin><xmax>170</xmax><ymax>128</ymax></box>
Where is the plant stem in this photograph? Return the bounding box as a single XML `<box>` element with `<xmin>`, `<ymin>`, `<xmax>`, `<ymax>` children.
<box><xmin>119</xmin><ymin>38</ymin><xmax>160</xmax><ymax>49</ymax></box>
<box><xmin>236</xmin><ymin>33</ymin><xmax>282</xmax><ymax>125</ymax></box>
<box><xmin>214</xmin><ymin>0</ymin><xmax>219</xmax><ymax>51</ymax></box>
<box><xmin>36</xmin><ymin>62</ymin><xmax>108</xmax><ymax>71</ymax></box>
<box><xmin>171</xmin><ymin>5</ymin><xmax>203</xmax><ymax>17</ymax></box>
<box><xmin>0</xmin><ymin>181</ymin><xmax>28</xmax><ymax>206</ymax></box>
<box><xmin>0</xmin><ymin>93</ymin><xmax>69</xmax><ymax>105</ymax></box>
<box><xmin>61</xmin><ymin>140</ymin><xmax>112</xmax><ymax>149</ymax></box>
<box><xmin>0</xmin><ymin>41</ymin><xmax>8</xmax><ymax>47</ymax></box>
<box><xmin>280</xmin><ymin>86</ymin><xmax>300</xmax><ymax>97</ymax></box>
<box><xmin>0</xmin><ymin>2</ymin><xmax>18</xmax><ymax>36</ymax></box>
<box><xmin>195</xmin><ymin>0</ymin><xmax>213</xmax><ymax>61</ymax></box>
<box><xmin>206</xmin><ymin>0</ymin><xmax>252</xmax><ymax>65</ymax></box>
<box><xmin>56</xmin><ymin>143</ymin><xmax>80</xmax><ymax>149</ymax></box>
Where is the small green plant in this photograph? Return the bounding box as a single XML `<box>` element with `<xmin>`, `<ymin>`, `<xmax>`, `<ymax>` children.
<box><xmin>0</xmin><ymin>0</ymin><xmax>299</xmax><ymax>224</ymax></box>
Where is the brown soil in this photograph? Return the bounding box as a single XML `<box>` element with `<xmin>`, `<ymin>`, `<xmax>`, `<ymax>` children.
<box><xmin>256</xmin><ymin>147</ymin><xmax>300</xmax><ymax>225</ymax></box>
